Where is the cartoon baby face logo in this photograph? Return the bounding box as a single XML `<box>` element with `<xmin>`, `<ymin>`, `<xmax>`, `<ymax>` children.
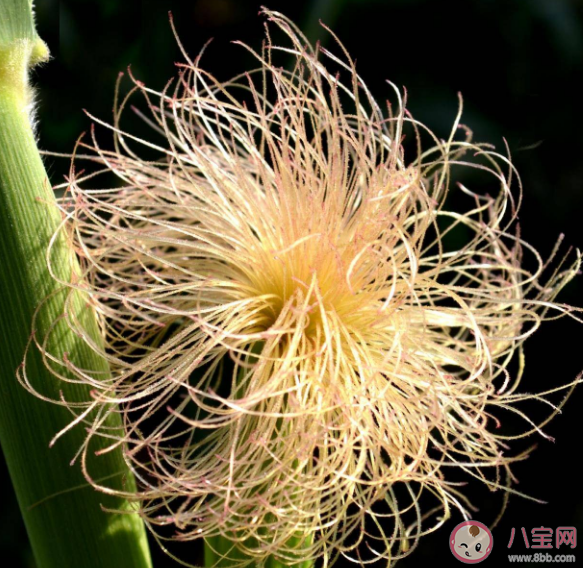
<box><xmin>450</xmin><ymin>520</ymin><xmax>494</xmax><ymax>563</ymax></box>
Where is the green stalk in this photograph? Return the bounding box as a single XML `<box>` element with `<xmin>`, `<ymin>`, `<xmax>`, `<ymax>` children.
<box><xmin>0</xmin><ymin>2</ymin><xmax>152</xmax><ymax>567</ymax></box>
<box><xmin>205</xmin><ymin>534</ymin><xmax>314</xmax><ymax>568</ymax></box>
<box><xmin>203</xmin><ymin>344</ymin><xmax>314</xmax><ymax>568</ymax></box>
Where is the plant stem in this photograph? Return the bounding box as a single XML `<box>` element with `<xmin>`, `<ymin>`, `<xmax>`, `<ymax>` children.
<box><xmin>0</xmin><ymin>2</ymin><xmax>152</xmax><ymax>567</ymax></box>
<box><xmin>205</xmin><ymin>535</ymin><xmax>314</xmax><ymax>568</ymax></box>
<box><xmin>202</xmin><ymin>344</ymin><xmax>314</xmax><ymax>567</ymax></box>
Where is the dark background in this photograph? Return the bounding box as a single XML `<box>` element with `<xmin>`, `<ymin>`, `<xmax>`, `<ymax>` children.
<box><xmin>2</xmin><ymin>0</ymin><xmax>582</xmax><ymax>566</ymax></box>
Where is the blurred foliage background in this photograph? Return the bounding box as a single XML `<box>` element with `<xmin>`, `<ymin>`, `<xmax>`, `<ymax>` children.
<box><xmin>1</xmin><ymin>0</ymin><xmax>582</xmax><ymax>566</ymax></box>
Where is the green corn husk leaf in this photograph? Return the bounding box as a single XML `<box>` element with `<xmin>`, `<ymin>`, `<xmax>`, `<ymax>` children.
<box><xmin>0</xmin><ymin>2</ymin><xmax>152</xmax><ymax>567</ymax></box>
